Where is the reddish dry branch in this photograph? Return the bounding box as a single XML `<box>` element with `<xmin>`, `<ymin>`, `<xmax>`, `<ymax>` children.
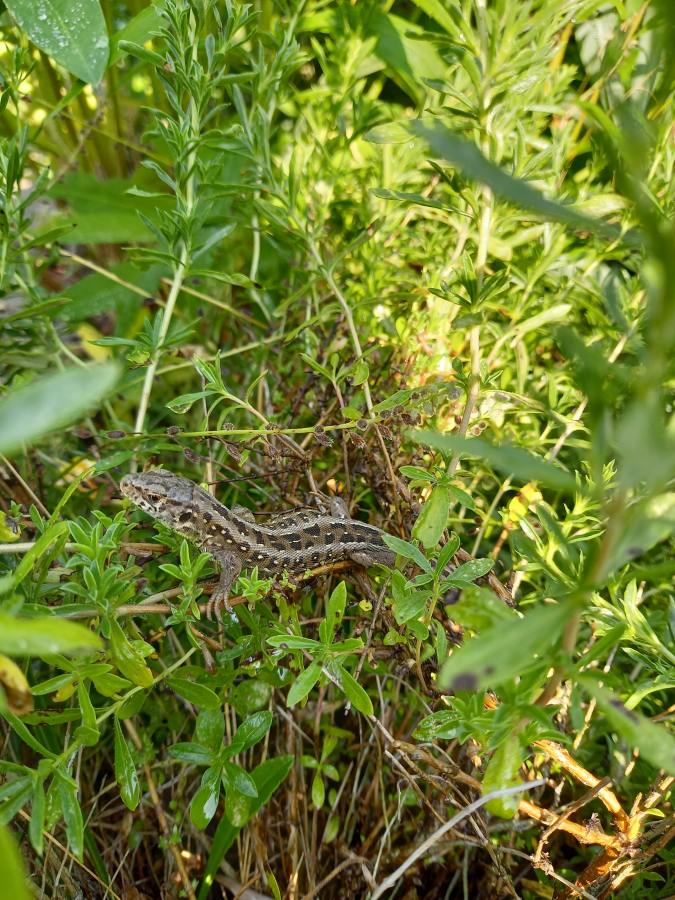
<box><xmin>534</xmin><ymin>739</ymin><xmax>630</xmax><ymax>832</ymax></box>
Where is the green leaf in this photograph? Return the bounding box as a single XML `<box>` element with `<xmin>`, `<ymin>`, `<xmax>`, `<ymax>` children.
<box><xmin>5</xmin><ymin>0</ymin><xmax>109</xmax><ymax>84</ymax></box>
<box><xmin>195</xmin><ymin>709</ymin><xmax>225</xmax><ymax>752</ymax></box>
<box><xmin>412</xmin><ymin>484</ymin><xmax>449</xmax><ymax>550</ymax></box>
<box><xmin>334</xmin><ymin>664</ymin><xmax>373</xmax><ymax>716</ymax></box>
<box><xmin>311</xmin><ymin>772</ymin><xmax>325</xmax><ymax>808</ymax></box>
<box><xmin>28</xmin><ymin>776</ymin><xmax>46</xmax><ymax>855</ymax></box>
<box><xmin>287</xmin><ymin>662</ymin><xmax>322</xmax><ymax>708</ymax></box>
<box><xmin>321</xmin><ymin>581</ymin><xmax>346</xmax><ymax>644</ymax></box>
<box><xmin>75</xmin><ymin>682</ymin><xmax>100</xmax><ymax>746</ymax></box>
<box><xmin>446</xmin><ymin>558</ymin><xmax>494</xmax><ymax>584</ymax></box>
<box><xmin>413</xmin><ymin>431</ymin><xmax>576</xmax><ymax>492</ymax></box>
<box><xmin>167</xmin><ymin>677</ymin><xmax>221</xmax><ymax>711</ymax></box>
<box><xmin>0</xmin><ymin>363</ymin><xmax>120</xmax><ymax>458</ymax></box>
<box><xmin>0</xmin><ymin>520</ymin><xmax>68</xmax><ymax>594</ymax></box>
<box><xmin>226</xmin><ymin>712</ymin><xmax>273</xmax><ymax>757</ymax></box>
<box><xmin>0</xmin><ymin>613</ymin><xmax>102</xmax><ymax>657</ymax></box>
<box><xmin>579</xmin><ymin>677</ymin><xmax>675</xmax><ymax>775</ymax></box>
<box><xmin>110</xmin><ymin>5</ymin><xmax>162</xmax><ymax>66</ymax></box>
<box><xmin>267</xmin><ymin>635</ymin><xmax>323</xmax><ymax>651</ymax></box>
<box><xmin>399</xmin><ymin>465</ymin><xmax>435</xmax><ymax>483</ymax></box>
<box><xmin>447</xmin><ymin>485</ymin><xmax>476</xmax><ymax>511</ymax></box>
<box><xmin>56</xmin><ymin>774</ymin><xmax>84</xmax><ymax>860</ymax></box>
<box><xmin>221</xmin><ymin>761</ymin><xmax>258</xmax><ymax>799</ymax></box>
<box><xmin>190</xmin><ymin>766</ymin><xmax>221</xmax><ymax>829</ymax></box>
<box><xmin>224</xmin><ymin>790</ymin><xmax>250</xmax><ymax>827</ymax></box>
<box><xmin>0</xmin><ymin>825</ymin><xmax>30</xmax><ymax>900</ymax></box>
<box><xmin>447</xmin><ymin>587</ymin><xmax>517</xmax><ymax>632</ymax></box>
<box><xmin>606</xmin><ymin>493</ymin><xmax>675</xmax><ymax>575</ymax></box>
<box><xmin>438</xmin><ymin>601</ymin><xmax>577</xmax><ymax>693</ymax></box>
<box><xmin>231</xmin><ymin>680</ymin><xmax>273</xmax><ymax>716</ymax></box>
<box><xmin>197</xmin><ymin>757</ymin><xmax>294</xmax><ymax>900</ymax></box>
<box><xmin>0</xmin><ymin>778</ymin><xmax>33</xmax><ymax>825</ymax></box>
<box><xmin>483</xmin><ymin>735</ymin><xmax>525</xmax><ymax>819</ymax></box>
<box><xmin>1</xmin><ymin>713</ymin><xmax>55</xmax><ymax>758</ymax></box>
<box><xmin>114</xmin><ymin>719</ymin><xmax>140</xmax><ymax>811</ymax></box>
<box><xmin>382</xmin><ymin>534</ymin><xmax>432</xmax><ymax>571</ymax></box>
<box><xmin>351</xmin><ymin>359</ymin><xmax>369</xmax><ymax>386</ymax></box>
<box><xmin>109</xmin><ymin>620</ymin><xmax>153</xmax><ymax>688</ymax></box>
<box><xmin>413</xmin><ymin>709</ymin><xmax>460</xmax><ymax>741</ymax></box>
<box><xmin>436</xmin><ymin>533</ymin><xmax>461</xmax><ymax>572</ymax></box>
<box><xmin>365</xmin><ymin>9</ymin><xmax>447</xmax><ymax>103</ymax></box>
<box><xmin>169</xmin><ymin>742</ymin><xmax>217</xmax><ymax>766</ymax></box>
<box><xmin>409</xmin><ymin>121</ymin><xmax>625</xmax><ymax>243</ymax></box>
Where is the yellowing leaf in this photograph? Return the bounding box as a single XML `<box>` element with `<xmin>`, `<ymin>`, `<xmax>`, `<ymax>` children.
<box><xmin>76</xmin><ymin>323</ymin><xmax>110</xmax><ymax>361</ymax></box>
<box><xmin>0</xmin><ymin>654</ymin><xmax>33</xmax><ymax>715</ymax></box>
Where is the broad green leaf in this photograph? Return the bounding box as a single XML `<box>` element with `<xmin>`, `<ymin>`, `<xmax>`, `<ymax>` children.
<box><xmin>226</xmin><ymin>712</ymin><xmax>273</xmax><ymax>757</ymax></box>
<box><xmin>190</xmin><ymin>766</ymin><xmax>221</xmax><ymax>829</ymax></box>
<box><xmin>1</xmin><ymin>713</ymin><xmax>55</xmax><ymax>758</ymax></box>
<box><xmin>195</xmin><ymin>709</ymin><xmax>225</xmax><ymax>752</ymax></box>
<box><xmin>58</xmin><ymin>262</ymin><xmax>163</xmax><ymax>329</ymax></box>
<box><xmin>605</xmin><ymin>493</ymin><xmax>675</xmax><ymax>576</ymax></box>
<box><xmin>412</xmin><ymin>485</ymin><xmax>449</xmax><ymax>550</ymax></box>
<box><xmin>5</xmin><ymin>0</ymin><xmax>109</xmax><ymax>84</ymax></box>
<box><xmin>109</xmin><ymin>620</ymin><xmax>153</xmax><ymax>688</ymax></box>
<box><xmin>222</xmin><ymin>761</ymin><xmax>258</xmax><ymax>798</ymax></box>
<box><xmin>50</xmin><ymin>174</ymin><xmax>172</xmax><ymax>245</ymax></box>
<box><xmin>0</xmin><ymin>779</ymin><xmax>33</xmax><ymax>825</ymax></box>
<box><xmin>413</xmin><ymin>709</ymin><xmax>460</xmax><ymax>741</ymax></box>
<box><xmin>446</xmin><ymin>558</ymin><xmax>494</xmax><ymax>584</ymax></box>
<box><xmin>231</xmin><ymin>680</ymin><xmax>273</xmax><ymax>716</ymax></box>
<box><xmin>409</xmin><ymin>122</ymin><xmax>625</xmax><ymax>243</ymax></box>
<box><xmin>110</xmin><ymin>5</ymin><xmax>162</xmax><ymax>65</ymax></box>
<box><xmin>447</xmin><ymin>587</ymin><xmax>517</xmax><ymax>632</ymax></box>
<box><xmin>438</xmin><ymin>601</ymin><xmax>576</xmax><ymax>692</ymax></box>
<box><xmin>0</xmin><ymin>613</ymin><xmax>101</xmax><ymax>657</ymax></box>
<box><xmin>29</xmin><ymin>776</ymin><xmax>46</xmax><ymax>855</ymax></box>
<box><xmin>0</xmin><ymin>363</ymin><xmax>120</xmax><ymax>457</ymax></box>
<box><xmin>334</xmin><ymin>664</ymin><xmax>374</xmax><ymax>717</ymax></box>
<box><xmin>579</xmin><ymin>677</ymin><xmax>675</xmax><ymax>775</ymax></box>
<box><xmin>382</xmin><ymin>534</ymin><xmax>432</xmax><ymax>571</ymax></box>
<box><xmin>267</xmin><ymin>635</ymin><xmax>323</xmax><ymax>651</ymax></box>
<box><xmin>312</xmin><ymin>773</ymin><xmax>325</xmax><ymax>808</ymax></box>
<box><xmin>287</xmin><ymin>662</ymin><xmax>322</xmax><ymax>708</ymax></box>
<box><xmin>409</xmin><ymin>0</ymin><xmax>462</xmax><ymax>36</ymax></box>
<box><xmin>114</xmin><ymin>719</ymin><xmax>140</xmax><ymax>810</ymax></box>
<box><xmin>75</xmin><ymin>682</ymin><xmax>99</xmax><ymax>746</ymax></box>
<box><xmin>321</xmin><ymin>581</ymin><xmax>346</xmax><ymax>644</ymax></box>
<box><xmin>413</xmin><ymin>431</ymin><xmax>576</xmax><ymax>492</ymax></box>
<box><xmin>0</xmin><ymin>825</ymin><xmax>30</xmax><ymax>900</ymax></box>
<box><xmin>169</xmin><ymin>743</ymin><xmax>217</xmax><ymax>766</ymax></box>
<box><xmin>56</xmin><ymin>774</ymin><xmax>84</xmax><ymax>859</ymax></box>
<box><xmin>167</xmin><ymin>677</ymin><xmax>221</xmax><ymax>710</ymax></box>
<box><xmin>351</xmin><ymin>359</ymin><xmax>370</xmax><ymax>386</ymax></box>
<box><xmin>391</xmin><ymin>582</ymin><xmax>428</xmax><ymax>625</ymax></box>
<box><xmin>399</xmin><ymin>465</ymin><xmax>435</xmax><ymax>483</ymax></box>
<box><xmin>447</xmin><ymin>485</ymin><xmax>476</xmax><ymax>511</ymax></box>
<box><xmin>366</xmin><ymin>10</ymin><xmax>447</xmax><ymax>103</ymax></box>
<box><xmin>197</xmin><ymin>757</ymin><xmax>294</xmax><ymax>900</ymax></box>
<box><xmin>224</xmin><ymin>790</ymin><xmax>250</xmax><ymax>827</ymax></box>
<box><xmin>483</xmin><ymin>735</ymin><xmax>525</xmax><ymax>819</ymax></box>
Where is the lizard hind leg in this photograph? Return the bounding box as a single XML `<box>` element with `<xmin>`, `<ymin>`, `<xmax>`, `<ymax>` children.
<box><xmin>206</xmin><ymin>551</ymin><xmax>243</xmax><ymax>622</ymax></box>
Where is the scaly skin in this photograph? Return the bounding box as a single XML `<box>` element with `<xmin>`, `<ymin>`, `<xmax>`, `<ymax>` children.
<box><xmin>120</xmin><ymin>469</ymin><xmax>395</xmax><ymax>618</ymax></box>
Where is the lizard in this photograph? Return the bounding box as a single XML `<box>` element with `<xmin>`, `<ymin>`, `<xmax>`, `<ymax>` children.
<box><xmin>120</xmin><ymin>468</ymin><xmax>396</xmax><ymax>619</ymax></box>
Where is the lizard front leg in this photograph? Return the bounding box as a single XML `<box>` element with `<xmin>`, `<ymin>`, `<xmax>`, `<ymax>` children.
<box><xmin>206</xmin><ymin>550</ymin><xmax>243</xmax><ymax>622</ymax></box>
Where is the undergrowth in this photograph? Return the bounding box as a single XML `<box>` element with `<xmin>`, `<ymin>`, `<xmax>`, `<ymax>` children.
<box><xmin>0</xmin><ymin>1</ymin><xmax>674</xmax><ymax>898</ymax></box>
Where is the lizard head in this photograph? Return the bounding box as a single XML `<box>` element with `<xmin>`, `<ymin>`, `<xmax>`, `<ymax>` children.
<box><xmin>120</xmin><ymin>469</ymin><xmax>204</xmax><ymax>537</ymax></box>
